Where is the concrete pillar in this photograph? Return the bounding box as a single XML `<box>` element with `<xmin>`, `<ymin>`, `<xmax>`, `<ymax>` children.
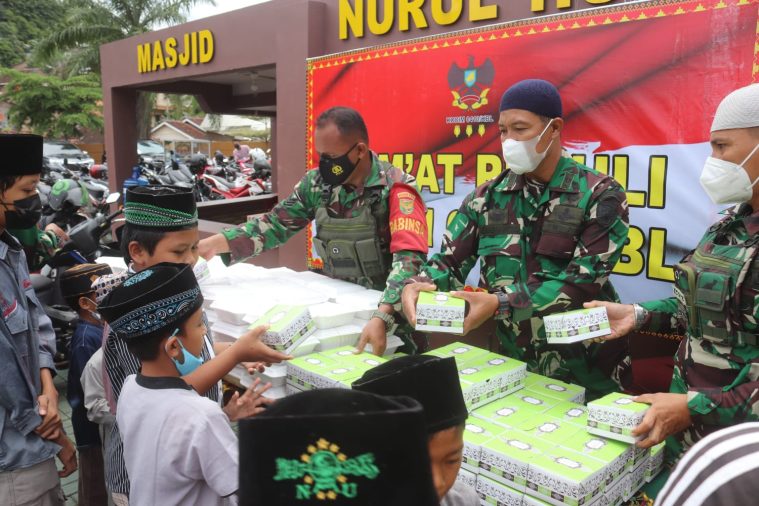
<box><xmin>102</xmin><ymin>87</ymin><xmax>138</xmax><ymax>196</ymax></box>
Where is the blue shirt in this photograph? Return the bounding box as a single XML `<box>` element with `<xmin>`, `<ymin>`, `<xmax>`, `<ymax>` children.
<box><xmin>0</xmin><ymin>232</ymin><xmax>59</xmax><ymax>471</ymax></box>
<box><xmin>68</xmin><ymin>319</ymin><xmax>104</xmax><ymax>448</ymax></box>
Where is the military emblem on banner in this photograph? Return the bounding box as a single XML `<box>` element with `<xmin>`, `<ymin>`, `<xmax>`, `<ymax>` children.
<box><xmin>447</xmin><ymin>56</ymin><xmax>495</xmax><ymax>138</ymax></box>
<box><xmin>273</xmin><ymin>437</ymin><xmax>380</xmax><ymax>500</ymax></box>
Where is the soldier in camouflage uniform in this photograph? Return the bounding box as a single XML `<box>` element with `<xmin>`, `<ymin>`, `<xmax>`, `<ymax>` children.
<box><xmin>402</xmin><ymin>80</ymin><xmax>631</xmax><ymax>401</ymax></box>
<box><xmin>199</xmin><ymin>107</ymin><xmax>429</xmax><ymax>355</ymax></box>
<box><xmin>587</xmin><ymin>84</ymin><xmax>759</xmax><ymax>461</ymax></box>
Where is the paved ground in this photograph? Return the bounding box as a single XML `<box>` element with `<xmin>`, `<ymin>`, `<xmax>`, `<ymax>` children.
<box><xmin>53</xmin><ymin>367</ymin><xmax>80</xmax><ymax>504</ymax></box>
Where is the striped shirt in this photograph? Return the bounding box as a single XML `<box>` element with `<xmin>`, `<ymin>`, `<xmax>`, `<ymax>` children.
<box><xmin>103</xmin><ymin>310</ymin><xmax>220</xmax><ymax>494</ymax></box>
<box><xmin>657</xmin><ymin>422</ymin><xmax>759</xmax><ymax>506</ymax></box>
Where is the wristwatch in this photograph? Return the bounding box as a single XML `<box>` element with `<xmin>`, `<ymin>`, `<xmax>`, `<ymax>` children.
<box><xmin>493</xmin><ymin>292</ymin><xmax>511</xmax><ymax>321</ymax></box>
<box><xmin>371</xmin><ymin>310</ymin><xmax>398</xmax><ymax>337</ymax></box>
<box><xmin>632</xmin><ymin>303</ymin><xmax>649</xmax><ymax>331</ymax></box>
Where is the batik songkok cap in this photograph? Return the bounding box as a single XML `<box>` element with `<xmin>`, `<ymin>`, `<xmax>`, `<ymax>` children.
<box><xmin>60</xmin><ymin>263</ymin><xmax>113</xmax><ymax>299</ymax></box>
<box><xmin>99</xmin><ymin>262</ymin><xmax>202</xmax><ymax>341</ymax></box>
<box><xmin>92</xmin><ymin>271</ymin><xmax>129</xmax><ymax>305</ymax></box>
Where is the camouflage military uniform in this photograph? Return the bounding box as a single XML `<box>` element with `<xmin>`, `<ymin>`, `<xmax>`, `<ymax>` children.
<box><xmin>417</xmin><ymin>157</ymin><xmax>631</xmax><ymax>400</ymax></box>
<box><xmin>221</xmin><ymin>154</ymin><xmax>427</xmax><ymax>350</ymax></box>
<box><xmin>639</xmin><ymin>203</ymin><xmax>759</xmax><ymax>460</ymax></box>
<box><xmin>8</xmin><ymin>226</ymin><xmax>59</xmax><ymax>272</ymax></box>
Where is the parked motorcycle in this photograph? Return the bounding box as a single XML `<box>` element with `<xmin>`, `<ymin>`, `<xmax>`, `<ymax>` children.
<box><xmin>33</xmin><ymin>191</ymin><xmax>123</xmax><ymax>367</ymax></box>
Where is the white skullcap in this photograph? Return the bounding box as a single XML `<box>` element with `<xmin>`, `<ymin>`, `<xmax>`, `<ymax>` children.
<box><xmin>711</xmin><ymin>83</ymin><xmax>759</xmax><ymax>132</ymax></box>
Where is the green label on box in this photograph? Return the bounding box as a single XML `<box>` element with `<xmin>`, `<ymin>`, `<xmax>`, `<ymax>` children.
<box><xmin>472</xmin><ymin>397</ymin><xmax>538</xmax><ymax>428</ymax></box>
<box><xmin>545</xmin><ymin>402</ymin><xmax>589</xmax><ymax>427</ymax></box>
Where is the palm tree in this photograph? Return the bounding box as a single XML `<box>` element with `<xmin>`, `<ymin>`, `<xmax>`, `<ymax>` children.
<box><xmin>35</xmin><ymin>0</ymin><xmax>214</xmax><ymax>136</ymax></box>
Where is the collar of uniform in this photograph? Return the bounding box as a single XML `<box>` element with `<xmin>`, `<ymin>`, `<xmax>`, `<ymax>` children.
<box><xmin>136</xmin><ymin>374</ymin><xmax>193</xmax><ymax>391</ymax></box>
<box><xmin>356</xmin><ymin>152</ymin><xmax>384</xmax><ymax>190</ymax></box>
<box><xmin>736</xmin><ymin>203</ymin><xmax>759</xmax><ymax>236</ymax></box>
<box><xmin>495</xmin><ymin>170</ymin><xmax>526</xmax><ymax>193</ymax></box>
<box><xmin>536</xmin><ymin>156</ymin><xmax>580</xmax><ymax>207</ymax></box>
<box><xmin>0</xmin><ymin>230</ymin><xmax>22</xmax><ymax>260</ymax></box>
<box><xmin>494</xmin><ymin>156</ymin><xmax>577</xmax><ymax>195</ymax></box>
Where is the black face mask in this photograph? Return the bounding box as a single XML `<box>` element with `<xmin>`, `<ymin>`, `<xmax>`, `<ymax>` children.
<box><xmin>318</xmin><ymin>143</ymin><xmax>360</xmax><ymax>186</ymax></box>
<box><xmin>2</xmin><ymin>193</ymin><xmax>42</xmax><ymax>229</ymax></box>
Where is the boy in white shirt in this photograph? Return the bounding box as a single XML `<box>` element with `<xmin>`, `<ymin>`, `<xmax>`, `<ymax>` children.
<box><xmin>100</xmin><ymin>262</ymin><xmax>282</xmax><ymax>505</ymax></box>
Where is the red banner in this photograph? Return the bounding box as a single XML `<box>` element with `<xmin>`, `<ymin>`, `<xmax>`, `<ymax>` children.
<box><xmin>307</xmin><ymin>0</ymin><xmax>759</xmax><ymax>302</ymax></box>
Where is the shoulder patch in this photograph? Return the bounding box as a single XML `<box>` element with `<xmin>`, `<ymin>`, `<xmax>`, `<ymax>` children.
<box><xmin>597</xmin><ymin>193</ymin><xmax>624</xmax><ymax>228</ymax></box>
<box><xmin>388</xmin><ymin>184</ymin><xmax>428</xmax><ymax>254</ymax></box>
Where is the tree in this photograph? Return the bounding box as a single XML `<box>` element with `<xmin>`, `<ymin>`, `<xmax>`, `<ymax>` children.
<box><xmin>0</xmin><ymin>0</ymin><xmax>65</xmax><ymax>67</ymax></box>
<box><xmin>164</xmin><ymin>94</ymin><xmax>204</xmax><ymax>121</ymax></box>
<box><xmin>34</xmin><ymin>0</ymin><xmax>214</xmax><ymax>135</ymax></box>
<box><xmin>0</xmin><ymin>68</ymin><xmax>103</xmax><ymax>138</ymax></box>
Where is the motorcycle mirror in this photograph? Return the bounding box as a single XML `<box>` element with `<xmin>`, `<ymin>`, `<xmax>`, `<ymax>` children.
<box><xmin>106</xmin><ymin>192</ymin><xmax>120</xmax><ymax>204</ymax></box>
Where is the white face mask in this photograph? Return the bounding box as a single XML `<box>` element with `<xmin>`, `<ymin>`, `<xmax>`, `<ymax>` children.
<box><xmin>501</xmin><ymin>119</ymin><xmax>555</xmax><ymax>175</ymax></box>
<box><xmin>699</xmin><ymin>143</ymin><xmax>759</xmax><ymax>205</ymax></box>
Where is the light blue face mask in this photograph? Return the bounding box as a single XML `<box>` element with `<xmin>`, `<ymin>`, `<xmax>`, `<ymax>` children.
<box><xmin>167</xmin><ymin>329</ymin><xmax>204</xmax><ymax>376</ymax></box>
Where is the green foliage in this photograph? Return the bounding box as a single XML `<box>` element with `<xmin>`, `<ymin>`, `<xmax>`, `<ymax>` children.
<box><xmin>0</xmin><ymin>68</ymin><xmax>103</xmax><ymax>138</ymax></box>
<box><xmin>34</xmin><ymin>0</ymin><xmax>215</xmax><ymax>76</ymax></box>
<box><xmin>0</xmin><ymin>0</ymin><xmax>65</xmax><ymax>67</ymax></box>
<box><xmin>163</xmin><ymin>94</ymin><xmax>203</xmax><ymax>121</ymax></box>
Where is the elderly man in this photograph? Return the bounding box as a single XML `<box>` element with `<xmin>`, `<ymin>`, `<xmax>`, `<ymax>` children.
<box><xmin>587</xmin><ymin>83</ymin><xmax>759</xmax><ymax>460</ymax></box>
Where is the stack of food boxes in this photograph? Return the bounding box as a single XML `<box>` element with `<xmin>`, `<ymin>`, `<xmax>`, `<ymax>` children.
<box><xmin>285</xmin><ymin>346</ymin><xmax>387</xmax><ymax>394</ymax></box>
<box><xmin>466</xmin><ymin>386</ymin><xmax>656</xmax><ymax>506</ymax></box>
<box><xmin>426</xmin><ymin>342</ymin><xmax>528</xmax><ymax>410</ymax></box>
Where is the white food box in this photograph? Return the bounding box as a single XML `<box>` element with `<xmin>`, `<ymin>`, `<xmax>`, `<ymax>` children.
<box><xmin>623</xmin><ymin>458</ymin><xmax>648</xmax><ymax>501</ymax></box>
<box><xmin>365</xmin><ymin>334</ymin><xmax>404</xmax><ymax>356</ymax></box>
<box><xmin>253</xmin><ymin>363</ymin><xmax>287</xmax><ymax>388</ymax></box>
<box><xmin>248</xmin><ymin>305</ymin><xmax>315</xmax><ymax>352</ymax></box>
<box><xmin>587</xmin><ymin>392</ymin><xmax>650</xmax><ymax>444</ymax></box>
<box><xmin>289</xmin><ymin>335</ymin><xmax>320</xmax><ymax>357</ymax></box>
<box><xmin>455</xmin><ymin>467</ymin><xmax>477</xmax><ymax>491</ymax></box>
<box><xmin>524</xmin><ymin>447</ymin><xmax>607</xmax><ymax>506</ymax></box>
<box><xmin>263</xmin><ymin>385</ymin><xmax>287</xmax><ymax>400</ymax></box>
<box><xmin>210</xmin><ymin>320</ymin><xmax>250</xmax><ymax>343</ymax></box>
<box><xmin>312</xmin><ymin>324</ymin><xmax>363</xmax><ymax>351</ymax></box>
<box><xmin>461</xmin><ymin>419</ymin><xmax>505</xmax><ymax>474</ymax></box>
<box><xmin>305</xmin><ymin>278</ymin><xmax>368</xmax><ymax>300</ymax></box>
<box><xmin>224</xmin><ymin>364</ymin><xmax>253</xmax><ymax>389</ymax></box>
<box><xmin>479</xmin><ymin>433</ymin><xmax>550</xmax><ymax>492</ymax></box>
<box><xmin>211</xmin><ymin>293</ymin><xmax>276</xmax><ymax>326</ymax></box>
<box><xmin>334</xmin><ymin>290</ymin><xmax>383</xmax><ymax>319</ymax></box>
<box><xmin>415</xmin><ymin>291</ymin><xmax>465</xmax><ymax>334</ymax></box>
<box><xmin>544</xmin><ymin>307</ymin><xmax>611</xmax><ymax>344</ymax></box>
<box><xmin>309</xmin><ymin>302</ymin><xmax>359</xmax><ymax>329</ymax></box>
<box><xmin>644</xmin><ymin>442</ymin><xmax>665</xmax><ymax>482</ymax></box>
<box><xmin>476</xmin><ymin>474</ymin><xmax>524</xmax><ymax>506</ymax></box>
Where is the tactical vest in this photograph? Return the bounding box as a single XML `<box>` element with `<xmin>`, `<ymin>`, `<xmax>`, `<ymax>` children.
<box><xmin>673</xmin><ymin>221</ymin><xmax>759</xmax><ymax>347</ymax></box>
<box><xmin>477</xmin><ymin>167</ymin><xmax>585</xmax><ymax>322</ymax></box>
<box><xmin>312</xmin><ymin>185</ymin><xmax>391</xmax><ymax>281</ymax></box>
<box><xmin>478</xmin><ymin>169</ymin><xmax>585</xmax><ymax>276</ymax></box>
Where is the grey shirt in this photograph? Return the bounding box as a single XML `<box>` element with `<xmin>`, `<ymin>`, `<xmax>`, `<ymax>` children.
<box><xmin>440</xmin><ymin>480</ymin><xmax>479</xmax><ymax>506</ymax></box>
<box><xmin>0</xmin><ymin>232</ymin><xmax>58</xmax><ymax>471</ymax></box>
